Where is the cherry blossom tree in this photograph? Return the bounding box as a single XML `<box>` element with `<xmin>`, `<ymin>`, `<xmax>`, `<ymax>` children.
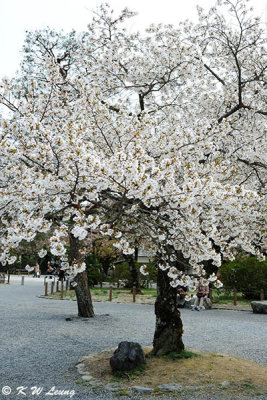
<box><xmin>0</xmin><ymin>0</ymin><xmax>266</xmax><ymax>354</ymax></box>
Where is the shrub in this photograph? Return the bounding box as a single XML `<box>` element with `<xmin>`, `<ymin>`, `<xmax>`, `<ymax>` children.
<box><xmin>109</xmin><ymin>262</ymin><xmax>131</xmax><ymax>285</ymax></box>
<box><xmin>139</xmin><ymin>262</ymin><xmax>157</xmax><ymax>287</ymax></box>
<box><xmin>220</xmin><ymin>256</ymin><xmax>267</xmax><ymax>299</ymax></box>
<box><xmin>85</xmin><ymin>254</ymin><xmax>102</xmax><ymax>286</ymax></box>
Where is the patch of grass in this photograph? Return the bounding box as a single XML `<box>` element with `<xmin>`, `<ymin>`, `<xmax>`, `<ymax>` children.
<box><xmin>91</xmin><ymin>288</ymin><xmax>108</xmax><ymax>295</ymax></box>
<box><xmin>153</xmin><ymin>389</ymin><xmax>165</xmax><ymax>395</ymax></box>
<box><xmin>92</xmin><ymin>289</ymin><xmax>108</xmax><ymax>296</ymax></box>
<box><xmin>242</xmin><ymin>383</ymin><xmax>256</xmax><ymax>389</ymax></box>
<box><xmin>141</xmin><ymin>288</ymin><xmax>157</xmax><ymax>295</ymax></box>
<box><xmin>162</xmin><ymin>350</ymin><xmax>199</xmax><ymax>361</ymax></box>
<box><xmin>93</xmin><ymin>387</ymin><xmax>104</xmax><ymax>392</ymax></box>
<box><xmin>212</xmin><ymin>291</ymin><xmax>251</xmax><ymax>305</ymax></box>
<box><xmin>112</xmin><ymin>364</ymin><xmax>146</xmax><ymax>380</ymax></box>
<box><xmin>47</xmin><ymin>290</ymin><xmax>76</xmax><ymax>300</ymax></box>
<box><xmin>129</xmin><ymin>364</ymin><xmax>147</xmax><ymax>379</ymax></box>
<box><xmin>110</xmin><ymin>376</ymin><xmax>122</xmax><ymax>383</ymax></box>
<box><xmin>47</xmin><ymin>286</ymin><xmax>259</xmax><ymax>308</ymax></box>
<box><xmin>116</xmin><ymin>389</ymin><xmax>129</xmax><ymax>396</ymax></box>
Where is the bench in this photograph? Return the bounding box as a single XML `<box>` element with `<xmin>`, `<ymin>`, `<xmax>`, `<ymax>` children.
<box><xmin>9</xmin><ymin>269</ymin><xmax>26</xmax><ymax>275</ymax></box>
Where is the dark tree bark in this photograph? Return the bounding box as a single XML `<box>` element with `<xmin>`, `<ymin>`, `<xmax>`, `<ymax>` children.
<box><xmin>75</xmin><ymin>271</ymin><xmax>95</xmax><ymax>317</ymax></box>
<box><xmin>69</xmin><ymin>232</ymin><xmax>95</xmax><ymax>318</ymax></box>
<box><xmin>125</xmin><ymin>246</ymin><xmax>142</xmax><ymax>294</ymax></box>
<box><xmin>151</xmin><ymin>267</ymin><xmax>184</xmax><ymax>356</ymax></box>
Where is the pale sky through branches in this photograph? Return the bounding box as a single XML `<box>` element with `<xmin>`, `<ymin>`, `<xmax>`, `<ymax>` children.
<box><xmin>0</xmin><ymin>0</ymin><xmax>266</xmax><ymax>80</ymax></box>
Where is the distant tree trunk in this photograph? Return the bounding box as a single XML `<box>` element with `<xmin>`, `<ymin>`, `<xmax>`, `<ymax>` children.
<box><xmin>69</xmin><ymin>233</ymin><xmax>95</xmax><ymax>318</ymax></box>
<box><xmin>151</xmin><ymin>267</ymin><xmax>184</xmax><ymax>356</ymax></box>
<box><xmin>126</xmin><ymin>246</ymin><xmax>142</xmax><ymax>294</ymax></box>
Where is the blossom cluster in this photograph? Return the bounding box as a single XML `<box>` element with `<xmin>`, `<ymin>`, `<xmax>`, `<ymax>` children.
<box><xmin>0</xmin><ymin>1</ymin><xmax>266</xmax><ymax>286</ymax></box>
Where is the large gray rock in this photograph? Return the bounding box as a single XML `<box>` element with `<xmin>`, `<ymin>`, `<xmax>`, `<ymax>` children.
<box><xmin>110</xmin><ymin>341</ymin><xmax>146</xmax><ymax>372</ymax></box>
<box><xmin>203</xmin><ymin>297</ymin><xmax>212</xmax><ymax>309</ymax></box>
<box><xmin>184</xmin><ymin>297</ymin><xmax>212</xmax><ymax>309</ymax></box>
<box><xmin>251</xmin><ymin>301</ymin><xmax>267</xmax><ymax>314</ymax></box>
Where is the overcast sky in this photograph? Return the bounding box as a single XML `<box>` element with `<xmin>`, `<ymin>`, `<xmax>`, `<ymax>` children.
<box><xmin>0</xmin><ymin>0</ymin><xmax>266</xmax><ymax>79</ymax></box>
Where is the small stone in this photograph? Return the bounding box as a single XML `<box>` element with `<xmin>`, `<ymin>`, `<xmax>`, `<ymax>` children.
<box><xmin>105</xmin><ymin>383</ymin><xmax>122</xmax><ymax>392</ymax></box>
<box><xmin>158</xmin><ymin>383</ymin><xmax>183</xmax><ymax>392</ymax></box>
<box><xmin>76</xmin><ymin>363</ymin><xmax>87</xmax><ymax>374</ymax></box>
<box><xmin>77</xmin><ymin>357</ymin><xmax>87</xmax><ymax>363</ymax></box>
<box><xmin>185</xmin><ymin>385</ymin><xmax>216</xmax><ymax>390</ymax></box>
<box><xmin>131</xmin><ymin>386</ymin><xmax>153</xmax><ymax>393</ymax></box>
<box><xmin>89</xmin><ymin>380</ymin><xmax>103</xmax><ymax>387</ymax></box>
<box><xmin>78</xmin><ymin>370</ymin><xmax>86</xmax><ymax>375</ymax></box>
<box><xmin>185</xmin><ymin>385</ymin><xmax>202</xmax><ymax>390</ymax></box>
<box><xmin>85</xmin><ymin>355</ymin><xmax>94</xmax><ymax>359</ymax></box>
<box><xmin>81</xmin><ymin>375</ymin><xmax>93</xmax><ymax>381</ymax></box>
<box><xmin>76</xmin><ymin>363</ymin><xmax>86</xmax><ymax>368</ymax></box>
<box><xmin>221</xmin><ymin>381</ymin><xmax>230</xmax><ymax>387</ymax></box>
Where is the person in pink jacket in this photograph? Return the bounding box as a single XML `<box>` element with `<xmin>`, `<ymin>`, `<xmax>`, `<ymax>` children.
<box><xmin>192</xmin><ymin>277</ymin><xmax>209</xmax><ymax>311</ymax></box>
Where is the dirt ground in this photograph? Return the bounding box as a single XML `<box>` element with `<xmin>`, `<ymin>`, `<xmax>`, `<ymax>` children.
<box><xmin>81</xmin><ymin>348</ymin><xmax>267</xmax><ymax>397</ymax></box>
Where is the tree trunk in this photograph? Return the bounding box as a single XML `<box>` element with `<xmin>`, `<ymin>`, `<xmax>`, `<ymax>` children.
<box><xmin>75</xmin><ymin>271</ymin><xmax>95</xmax><ymax>318</ymax></box>
<box><xmin>69</xmin><ymin>232</ymin><xmax>95</xmax><ymax>318</ymax></box>
<box><xmin>126</xmin><ymin>254</ymin><xmax>143</xmax><ymax>294</ymax></box>
<box><xmin>151</xmin><ymin>267</ymin><xmax>184</xmax><ymax>356</ymax></box>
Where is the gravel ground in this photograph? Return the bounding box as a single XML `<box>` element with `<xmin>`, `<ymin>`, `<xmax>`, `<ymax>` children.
<box><xmin>0</xmin><ymin>276</ymin><xmax>266</xmax><ymax>400</ymax></box>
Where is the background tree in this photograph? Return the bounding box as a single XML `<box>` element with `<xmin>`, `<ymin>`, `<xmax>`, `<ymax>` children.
<box><xmin>220</xmin><ymin>255</ymin><xmax>267</xmax><ymax>299</ymax></box>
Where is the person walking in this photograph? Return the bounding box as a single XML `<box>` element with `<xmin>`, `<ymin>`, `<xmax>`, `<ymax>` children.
<box><xmin>33</xmin><ymin>262</ymin><xmax>40</xmax><ymax>278</ymax></box>
<box><xmin>35</xmin><ymin>262</ymin><xmax>40</xmax><ymax>278</ymax></box>
<box><xmin>46</xmin><ymin>261</ymin><xmax>53</xmax><ymax>277</ymax></box>
<box><xmin>192</xmin><ymin>277</ymin><xmax>209</xmax><ymax>311</ymax></box>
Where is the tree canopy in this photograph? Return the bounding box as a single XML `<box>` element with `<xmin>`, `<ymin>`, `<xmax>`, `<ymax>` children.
<box><xmin>0</xmin><ymin>0</ymin><xmax>266</xmax><ymax>292</ymax></box>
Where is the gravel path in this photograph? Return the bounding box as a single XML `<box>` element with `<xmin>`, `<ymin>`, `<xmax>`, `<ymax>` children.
<box><xmin>0</xmin><ymin>276</ymin><xmax>266</xmax><ymax>400</ymax></box>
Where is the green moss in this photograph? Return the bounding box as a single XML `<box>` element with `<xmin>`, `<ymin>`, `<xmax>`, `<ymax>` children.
<box><xmin>161</xmin><ymin>350</ymin><xmax>199</xmax><ymax>360</ymax></box>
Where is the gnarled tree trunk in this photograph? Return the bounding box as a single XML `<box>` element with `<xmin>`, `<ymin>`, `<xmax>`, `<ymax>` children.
<box><xmin>151</xmin><ymin>267</ymin><xmax>184</xmax><ymax>356</ymax></box>
<box><xmin>69</xmin><ymin>232</ymin><xmax>95</xmax><ymax>318</ymax></box>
